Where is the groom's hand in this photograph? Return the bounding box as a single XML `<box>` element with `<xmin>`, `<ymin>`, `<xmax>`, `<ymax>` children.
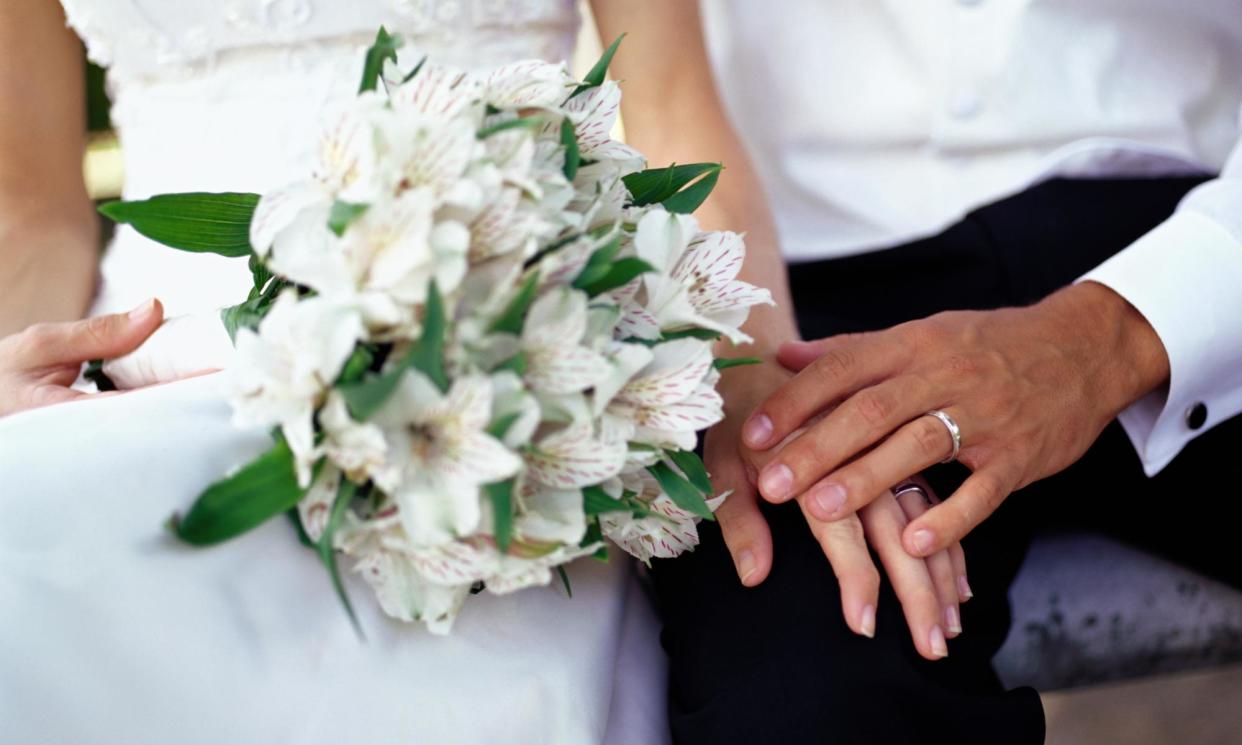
<box><xmin>739</xmin><ymin>282</ymin><xmax>1170</xmax><ymax>558</ymax></box>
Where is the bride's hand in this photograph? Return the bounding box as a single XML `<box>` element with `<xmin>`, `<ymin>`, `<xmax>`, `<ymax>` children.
<box><xmin>745</xmin><ymin>429</ymin><xmax>969</xmax><ymax>660</ymax></box>
<box><xmin>0</xmin><ymin>298</ymin><xmax>163</xmax><ymax>417</ymax></box>
<box><xmin>713</xmin><ymin>363</ymin><xmax>969</xmax><ymax>660</ymax></box>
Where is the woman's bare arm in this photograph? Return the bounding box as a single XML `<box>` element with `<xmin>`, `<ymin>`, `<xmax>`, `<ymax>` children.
<box><xmin>588</xmin><ymin>0</ymin><xmax>798</xmax><ymax>352</ymax></box>
<box><xmin>0</xmin><ymin>0</ymin><xmax>98</xmax><ymax>336</ymax></box>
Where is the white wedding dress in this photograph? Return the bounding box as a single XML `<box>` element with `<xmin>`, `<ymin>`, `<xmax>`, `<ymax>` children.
<box><xmin>0</xmin><ymin>3</ymin><xmax>670</xmax><ymax>743</ymax></box>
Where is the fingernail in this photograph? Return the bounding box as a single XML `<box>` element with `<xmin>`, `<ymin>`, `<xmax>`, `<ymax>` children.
<box><xmin>930</xmin><ymin>625</ymin><xmax>949</xmax><ymax>658</ymax></box>
<box><xmin>758</xmin><ymin>464</ymin><xmax>793</xmax><ymax>501</ymax></box>
<box><xmin>736</xmin><ymin>549</ymin><xmax>759</xmax><ymax>585</ymax></box>
<box><xmin>958</xmin><ymin>575</ymin><xmax>974</xmax><ymax>601</ymax></box>
<box><xmin>742</xmin><ymin>414</ymin><xmax>773</xmax><ymax>448</ymax></box>
<box><xmin>945</xmin><ymin>606</ymin><xmax>962</xmax><ymax>635</ymax></box>
<box><xmin>808</xmin><ymin>482</ymin><xmax>847</xmax><ymax>519</ymax></box>
<box><xmin>128</xmin><ymin>298</ymin><xmax>157</xmax><ymax>322</ymax></box>
<box><xmin>859</xmin><ymin>604</ymin><xmax>876</xmax><ymax>638</ymax></box>
<box><xmin>910</xmin><ymin>529</ymin><xmax>935</xmax><ymax>555</ymax></box>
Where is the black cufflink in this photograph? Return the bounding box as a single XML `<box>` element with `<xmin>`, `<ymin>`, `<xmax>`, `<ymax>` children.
<box><xmin>1185</xmin><ymin>402</ymin><xmax>1208</xmax><ymax>430</ymax></box>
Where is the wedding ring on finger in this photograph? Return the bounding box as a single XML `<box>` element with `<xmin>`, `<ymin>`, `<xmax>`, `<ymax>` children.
<box><xmin>892</xmin><ymin>481</ymin><xmax>931</xmax><ymax>506</ymax></box>
<box><xmin>924</xmin><ymin>410</ymin><xmax>962</xmax><ymax>464</ymax></box>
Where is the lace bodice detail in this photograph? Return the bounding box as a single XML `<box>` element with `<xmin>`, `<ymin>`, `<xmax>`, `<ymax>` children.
<box><xmin>62</xmin><ymin>0</ymin><xmax>579</xmax><ymax>81</ymax></box>
<box><xmin>60</xmin><ymin>0</ymin><xmax>581</xmax><ymax>318</ymax></box>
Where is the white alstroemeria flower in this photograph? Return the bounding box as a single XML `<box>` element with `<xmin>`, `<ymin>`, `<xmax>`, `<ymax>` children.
<box><xmin>314</xmin><ymin>92</ymin><xmax>402</xmax><ymax>203</ymax></box>
<box><xmin>371</xmin><ymin>370</ymin><xmax>524</xmax><ymax>547</ymax></box>
<box><xmin>485</xmin><ymin>60</ymin><xmax>575</xmax><ymax>109</ymax></box>
<box><xmin>564</xmin><ymin>82</ymin><xmax>644</xmax><ymax>166</ymax></box>
<box><xmin>486</xmin><ymin>542</ymin><xmax>600</xmax><ymax>595</ymax></box>
<box><xmin>489</xmin><ymin>371</ymin><xmax>541</xmax><ymax>449</ymax></box>
<box><xmin>230</xmin><ymin>291</ymin><xmax>365</xmax><ymax>485</ymax></box>
<box><xmin>318</xmin><ymin>390</ymin><xmax>388</xmax><ymax>483</ymax></box>
<box><xmin>352</xmin><ymin>545</ymin><xmax>474</xmax><ymax>634</ymax></box>
<box><xmin>257</xmin><ymin>188</ymin><xmax>469</xmax><ymax>329</ymax></box>
<box><xmin>296</xmin><ymin>465</ymin><xmax>343</xmax><ymax>543</ymax></box>
<box><xmin>520</xmin><ymin>287</ymin><xmax>610</xmax><ymax>395</ymax></box>
<box><xmin>390</xmin><ymin>64</ymin><xmax>484</xmax><ymax>123</ymax></box>
<box><xmin>525</xmin><ymin>420</ymin><xmax>627</xmax><ymax>490</ymax></box>
<box><xmin>634</xmin><ymin>209</ymin><xmax>774</xmax><ymax>344</ymax></box>
<box><xmin>600</xmin><ymin>473</ymin><xmax>728</xmax><ymax>564</ymax></box>
<box><xmin>603</xmin><ymin>338</ymin><xmax>723</xmax><ymax>451</ymax></box>
<box><xmin>391</xmin><ymin>114</ymin><xmax>481</xmax><ymax>200</ymax></box>
<box><xmin>514</xmin><ymin>482</ymin><xmax>587</xmax><ymax>546</ymax></box>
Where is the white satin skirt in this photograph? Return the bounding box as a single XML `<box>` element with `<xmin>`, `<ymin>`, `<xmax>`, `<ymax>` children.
<box><xmin>0</xmin><ymin>374</ymin><xmax>669</xmax><ymax>745</ymax></box>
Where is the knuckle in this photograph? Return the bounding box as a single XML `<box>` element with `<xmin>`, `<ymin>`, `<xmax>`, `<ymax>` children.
<box><xmin>813</xmin><ymin>348</ymin><xmax>856</xmax><ymax>384</ymax></box>
<box><xmin>840</xmin><ymin>566</ymin><xmax>882</xmax><ymax>596</ymax></box>
<box><xmin>911</xmin><ymin>418</ymin><xmax>949</xmax><ymax>458</ymax></box>
<box><xmin>853</xmin><ymin>389</ymin><xmax>893</xmax><ymax>428</ymax></box>
<box><xmin>85</xmin><ymin>314</ymin><xmax>119</xmax><ymax>346</ymax></box>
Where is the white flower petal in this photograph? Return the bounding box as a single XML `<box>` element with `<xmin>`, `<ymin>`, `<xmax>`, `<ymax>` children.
<box><xmin>526</xmin><ymin>422</ymin><xmax>626</xmax><ymax>489</ymax></box>
<box><xmin>250</xmin><ymin>181</ymin><xmax>329</xmax><ymax>256</ymax></box>
<box><xmin>617</xmin><ymin>338</ymin><xmax>713</xmax><ymax>408</ymax></box>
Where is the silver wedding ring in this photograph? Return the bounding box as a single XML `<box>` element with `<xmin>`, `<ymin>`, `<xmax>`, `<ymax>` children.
<box><xmin>892</xmin><ymin>481</ymin><xmax>931</xmax><ymax>505</ymax></box>
<box><xmin>925</xmin><ymin>410</ymin><xmax>962</xmax><ymax>464</ymax></box>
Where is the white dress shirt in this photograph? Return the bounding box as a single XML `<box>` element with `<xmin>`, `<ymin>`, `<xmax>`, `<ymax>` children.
<box><xmin>701</xmin><ymin>0</ymin><xmax>1242</xmax><ymax>475</ymax></box>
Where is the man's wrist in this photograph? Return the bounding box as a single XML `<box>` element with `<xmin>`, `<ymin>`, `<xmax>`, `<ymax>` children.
<box><xmin>1048</xmin><ymin>281</ymin><xmax>1171</xmax><ymax>417</ymax></box>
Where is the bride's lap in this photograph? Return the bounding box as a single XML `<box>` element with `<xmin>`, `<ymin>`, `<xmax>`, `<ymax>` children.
<box><xmin>0</xmin><ymin>375</ymin><xmax>667</xmax><ymax>745</ymax></box>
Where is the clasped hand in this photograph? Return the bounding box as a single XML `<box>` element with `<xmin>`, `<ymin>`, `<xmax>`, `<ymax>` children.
<box><xmin>713</xmin><ymin>283</ymin><xmax>1170</xmax><ymax>661</ymax></box>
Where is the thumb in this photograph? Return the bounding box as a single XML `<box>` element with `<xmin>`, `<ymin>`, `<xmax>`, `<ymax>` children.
<box><xmin>27</xmin><ymin>299</ymin><xmax>163</xmax><ymax>367</ymax></box>
<box><xmin>776</xmin><ymin>337</ymin><xmax>837</xmax><ymax>372</ymax></box>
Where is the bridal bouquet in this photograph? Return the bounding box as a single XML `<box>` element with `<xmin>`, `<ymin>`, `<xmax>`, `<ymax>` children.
<box><xmin>99</xmin><ymin>30</ymin><xmax>772</xmax><ymax>633</ymax></box>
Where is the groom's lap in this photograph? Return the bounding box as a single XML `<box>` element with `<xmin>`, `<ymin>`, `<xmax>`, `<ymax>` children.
<box><xmin>651</xmin><ymin>176</ymin><xmax>1239</xmax><ymax>743</ymax></box>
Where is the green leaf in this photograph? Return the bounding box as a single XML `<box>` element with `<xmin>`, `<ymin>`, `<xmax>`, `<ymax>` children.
<box><xmin>662</xmin><ymin>167</ymin><xmax>720</xmax><ymax>214</ymax></box>
<box><xmin>407</xmin><ymin>280</ymin><xmax>448</xmax><ymax>392</ymax></box>
<box><xmin>570</xmin><ymin>34</ymin><xmax>625</xmax><ymax>98</ymax></box>
<box><xmin>666</xmin><ymin>450</ymin><xmax>714</xmax><ymax>496</ymax></box>
<box><xmin>358</xmin><ymin>26</ymin><xmax>402</xmax><ymax>93</ymax></box>
<box><xmin>401</xmin><ymin>55</ymin><xmax>427</xmax><ymax>84</ymax></box>
<box><xmin>328</xmin><ymin>201</ymin><xmax>369</xmax><ymax>237</ymax></box>
<box><xmin>647</xmin><ymin>461</ymin><xmax>714</xmax><ymax>521</ymax></box>
<box><xmin>337</xmin><ymin>345</ymin><xmax>376</xmax><ymax>385</ymax></box>
<box><xmin>661</xmin><ymin>327</ymin><xmax>723</xmax><ymax>342</ymax></box>
<box><xmin>713</xmin><ymin>356</ymin><xmax>763</xmax><ymax>371</ymax></box>
<box><xmin>492</xmin><ymin>352</ymin><xmax>527</xmax><ymax>376</ymax></box>
<box><xmin>220</xmin><ymin>296</ymin><xmax>266</xmax><ymax>343</ymax></box>
<box><xmin>83</xmin><ymin>359</ymin><xmax>116</xmax><ymax>392</ymax></box>
<box><xmin>172</xmin><ymin>438</ymin><xmax>309</xmax><ymax>546</ymax></box>
<box><xmin>317</xmin><ymin>478</ymin><xmax>364</xmax><ymax>638</ymax></box>
<box><xmin>287</xmin><ymin>507</ymin><xmax>316</xmax><ymax>548</ymax></box>
<box><xmin>583</xmin><ymin>485</ymin><xmax>630</xmax><ymax>516</ymax></box>
<box><xmin>477</xmin><ymin>116</ymin><xmax>543</xmax><ymax>139</ymax></box>
<box><xmin>338</xmin><ymin>282</ymin><xmax>446</xmax><ymax>418</ymax></box>
<box><xmin>555</xmin><ymin>565</ymin><xmax>573</xmax><ymax>597</ymax></box>
<box><xmin>571</xmin><ymin>235</ymin><xmax>621</xmax><ymax>291</ymax></box>
<box><xmin>486</xmin><ymin>480</ymin><xmax>515</xmax><ymax>553</ymax></box>
<box><xmin>98</xmin><ymin>192</ymin><xmax>260</xmax><ymax>257</ymax></box>
<box><xmin>487</xmin><ymin>411</ymin><xmax>523</xmax><ymax>440</ymax></box>
<box><xmin>560</xmin><ymin>118</ymin><xmax>580</xmax><ymax>181</ymax></box>
<box><xmin>489</xmin><ymin>272</ymin><xmax>540</xmax><ymax>334</ymax></box>
<box><xmin>622</xmin><ymin>163</ymin><xmax>720</xmax><ymax>207</ymax></box>
<box><xmin>578</xmin><ymin>257</ymin><xmax>654</xmax><ymax>297</ymax></box>
<box><xmin>247</xmin><ymin>254</ymin><xmax>272</xmax><ymax>297</ymax></box>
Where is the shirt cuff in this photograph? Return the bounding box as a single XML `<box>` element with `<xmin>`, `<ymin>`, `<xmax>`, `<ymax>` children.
<box><xmin>1078</xmin><ymin>210</ymin><xmax>1242</xmax><ymax>476</ymax></box>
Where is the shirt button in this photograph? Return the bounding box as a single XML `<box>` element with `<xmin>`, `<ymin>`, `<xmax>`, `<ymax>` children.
<box><xmin>948</xmin><ymin>90</ymin><xmax>984</xmax><ymax>119</ymax></box>
<box><xmin>1185</xmin><ymin>402</ymin><xmax>1208</xmax><ymax>430</ymax></box>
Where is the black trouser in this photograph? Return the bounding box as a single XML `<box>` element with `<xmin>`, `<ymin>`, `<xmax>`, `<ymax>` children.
<box><xmin>650</xmin><ymin>177</ymin><xmax>1242</xmax><ymax>745</ymax></box>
